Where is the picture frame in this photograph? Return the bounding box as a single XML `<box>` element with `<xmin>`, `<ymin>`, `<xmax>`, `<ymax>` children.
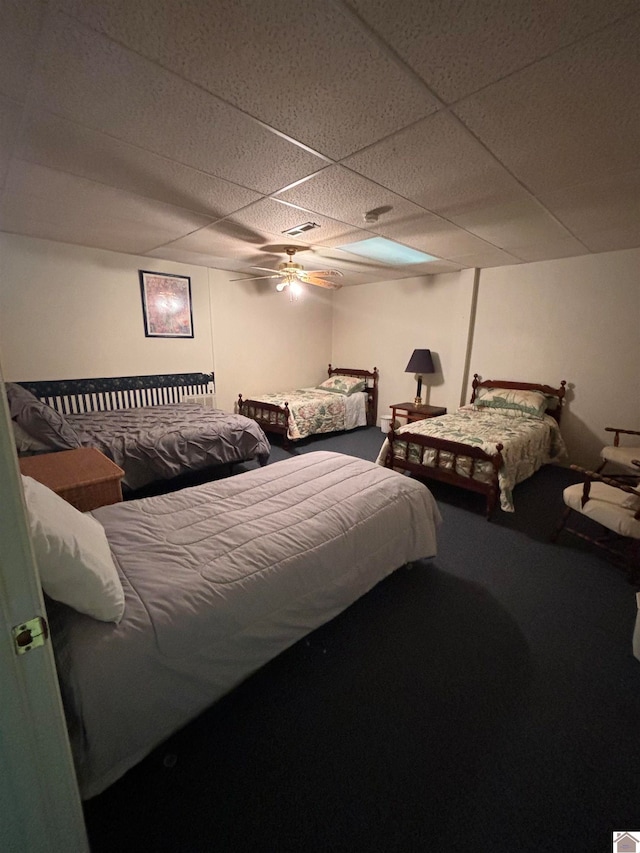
<box><xmin>139</xmin><ymin>270</ymin><xmax>194</xmax><ymax>338</ymax></box>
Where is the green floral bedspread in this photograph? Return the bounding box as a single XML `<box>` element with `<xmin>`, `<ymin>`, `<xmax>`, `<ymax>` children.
<box><xmin>376</xmin><ymin>406</ymin><xmax>567</xmax><ymax>512</ymax></box>
<box><xmin>254</xmin><ymin>388</ymin><xmax>348</xmax><ymax>440</ymax></box>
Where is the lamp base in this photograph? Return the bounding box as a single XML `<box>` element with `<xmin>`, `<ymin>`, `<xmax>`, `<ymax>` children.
<box><xmin>414</xmin><ymin>396</ymin><xmax>423</xmax><ymax>406</ymax></box>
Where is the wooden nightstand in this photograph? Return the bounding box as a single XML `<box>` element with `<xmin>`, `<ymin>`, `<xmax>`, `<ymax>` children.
<box><xmin>390</xmin><ymin>402</ymin><xmax>447</xmax><ymax>427</ymax></box>
<box><xmin>19</xmin><ymin>448</ymin><xmax>124</xmax><ymax>512</ymax></box>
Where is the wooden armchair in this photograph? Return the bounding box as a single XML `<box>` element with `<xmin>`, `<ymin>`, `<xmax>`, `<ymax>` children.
<box><xmin>552</xmin><ymin>465</ymin><xmax>640</xmax><ymax>583</ymax></box>
<box><xmin>597</xmin><ymin>427</ymin><xmax>640</xmax><ymax>477</ymax></box>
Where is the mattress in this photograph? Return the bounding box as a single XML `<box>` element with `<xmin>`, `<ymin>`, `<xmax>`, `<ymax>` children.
<box><xmin>48</xmin><ymin>451</ymin><xmax>441</xmax><ymax>798</ymax></box>
<box><xmin>65</xmin><ymin>403</ymin><xmax>271</xmax><ymax>489</ymax></box>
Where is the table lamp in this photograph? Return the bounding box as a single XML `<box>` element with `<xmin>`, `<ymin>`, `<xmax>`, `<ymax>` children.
<box><xmin>405</xmin><ymin>349</ymin><xmax>435</xmax><ymax>405</ymax></box>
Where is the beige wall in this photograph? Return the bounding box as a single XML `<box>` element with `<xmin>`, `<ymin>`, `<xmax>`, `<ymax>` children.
<box><xmin>470</xmin><ymin>248</ymin><xmax>640</xmax><ymax>467</ymax></box>
<box><xmin>0</xmin><ymin>234</ymin><xmax>332</xmax><ymax>413</ymax></box>
<box><xmin>1</xmin><ymin>233</ymin><xmax>638</xmax><ymax>468</ymax></box>
<box><xmin>331</xmin><ymin>247</ymin><xmax>640</xmax><ymax>467</ymax></box>
<box><xmin>331</xmin><ymin>268</ymin><xmax>477</xmax><ymax>419</ymax></box>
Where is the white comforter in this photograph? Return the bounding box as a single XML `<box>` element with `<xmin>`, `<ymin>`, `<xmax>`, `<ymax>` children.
<box><xmin>50</xmin><ymin>451</ymin><xmax>441</xmax><ymax>798</ymax></box>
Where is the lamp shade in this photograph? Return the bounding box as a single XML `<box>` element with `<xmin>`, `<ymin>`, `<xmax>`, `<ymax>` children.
<box><xmin>405</xmin><ymin>349</ymin><xmax>435</xmax><ymax>375</ymax></box>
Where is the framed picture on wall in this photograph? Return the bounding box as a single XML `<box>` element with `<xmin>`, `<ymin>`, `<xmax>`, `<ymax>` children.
<box><xmin>139</xmin><ymin>270</ymin><xmax>194</xmax><ymax>338</ymax></box>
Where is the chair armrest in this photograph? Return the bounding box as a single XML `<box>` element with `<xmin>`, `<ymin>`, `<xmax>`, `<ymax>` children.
<box><xmin>604</xmin><ymin>426</ymin><xmax>640</xmax><ymax>446</ymax></box>
<box><xmin>570</xmin><ymin>465</ymin><xmax>640</xmax><ymax>517</ymax></box>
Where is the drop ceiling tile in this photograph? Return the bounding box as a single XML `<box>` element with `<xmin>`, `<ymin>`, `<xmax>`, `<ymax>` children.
<box><xmin>0</xmin><ymin>0</ymin><xmax>46</xmax><ymax>101</ymax></box>
<box><xmin>448</xmin><ymin>247</ymin><xmax>521</xmax><ymax>268</ymax></box>
<box><xmin>275</xmin><ymin>165</ymin><xmax>434</xmax><ymax>230</ymax></box>
<box><xmin>18</xmin><ymin>110</ymin><xmax>262</xmax><ymax>218</ymax></box>
<box><xmin>449</xmin><ymin>199</ymin><xmax>575</xmax><ymax>250</ymax></box>
<box><xmin>508</xmin><ymin>237</ymin><xmax>590</xmax><ymax>263</ymax></box>
<box><xmin>538</xmin><ymin>169</ymin><xmax>640</xmax><ymax>238</ymax></box>
<box><xmin>31</xmin><ymin>15</ymin><xmax>327</xmax><ymax>194</ymax></box>
<box><xmin>0</xmin><ymin>95</ymin><xmax>23</xmax><ymax>186</ymax></box>
<box><xmin>225</xmin><ymin>199</ymin><xmax>354</xmax><ymax>246</ymax></box>
<box><xmin>342</xmin><ymin>111</ymin><xmax>525</xmax><ymax>217</ymax></box>
<box><xmin>347</xmin><ymin>0</ymin><xmax>639</xmax><ymax>103</ymax></box>
<box><xmin>158</xmin><ymin>221</ymin><xmax>274</xmax><ymax>258</ymax></box>
<box><xmin>56</xmin><ymin>0</ymin><xmax>439</xmax><ymax>160</ymax></box>
<box><xmin>453</xmin><ymin>13</ymin><xmax>640</xmax><ymax>193</ymax></box>
<box><xmin>144</xmin><ymin>246</ymin><xmax>260</xmax><ymax>271</ymax></box>
<box><xmin>579</xmin><ymin>224</ymin><xmax>640</xmax><ymax>254</ymax></box>
<box><xmin>1</xmin><ymin>162</ymin><xmax>215</xmax><ymax>253</ymax></box>
<box><xmin>371</xmin><ymin>213</ymin><xmax>495</xmax><ymax>258</ymax></box>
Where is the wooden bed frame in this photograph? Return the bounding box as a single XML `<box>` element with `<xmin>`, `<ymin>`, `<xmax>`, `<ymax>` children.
<box><xmin>238</xmin><ymin>365</ymin><xmax>379</xmax><ymax>445</ymax></box>
<box><xmin>384</xmin><ymin>374</ymin><xmax>567</xmax><ymax>519</ymax></box>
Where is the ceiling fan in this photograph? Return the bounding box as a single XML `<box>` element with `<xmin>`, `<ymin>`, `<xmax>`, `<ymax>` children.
<box><xmin>231</xmin><ymin>247</ymin><xmax>343</xmax><ymax>292</ymax></box>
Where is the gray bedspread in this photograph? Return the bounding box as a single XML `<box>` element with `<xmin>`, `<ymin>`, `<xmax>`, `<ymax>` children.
<box><xmin>49</xmin><ymin>451</ymin><xmax>441</xmax><ymax>798</ymax></box>
<box><xmin>65</xmin><ymin>403</ymin><xmax>271</xmax><ymax>490</ymax></box>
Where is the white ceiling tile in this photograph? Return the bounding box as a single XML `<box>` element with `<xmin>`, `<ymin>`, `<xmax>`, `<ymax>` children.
<box><xmin>508</xmin><ymin>237</ymin><xmax>591</xmax><ymax>263</ymax></box>
<box><xmin>579</xmin><ymin>224</ymin><xmax>640</xmax><ymax>254</ymax></box>
<box><xmin>226</xmin><ymin>199</ymin><xmax>354</xmax><ymax>246</ymax></box>
<box><xmin>31</xmin><ymin>15</ymin><xmax>327</xmax><ymax>194</ymax></box>
<box><xmin>0</xmin><ymin>95</ymin><xmax>23</xmax><ymax>187</ymax></box>
<box><xmin>1</xmin><ymin>162</ymin><xmax>215</xmax><ymax>253</ymax></box>
<box><xmin>56</xmin><ymin>0</ymin><xmax>439</xmax><ymax>160</ymax></box>
<box><xmin>347</xmin><ymin>0</ymin><xmax>639</xmax><ymax>103</ymax></box>
<box><xmin>449</xmin><ymin>199</ymin><xmax>578</xmax><ymax>250</ymax></box>
<box><xmin>0</xmin><ymin>0</ymin><xmax>46</xmax><ymax>101</ymax></box>
<box><xmin>275</xmin><ymin>166</ymin><xmax>433</xmax><ymax>230</ymax></box>
<box><xmin>342</xmin><ymin>111</ymin><xmax>525</xmax><ymax>216</ymax></box>
<box><xmin>18</xmin><ymin>110</ymin><xmax>263</xmax><ymax>218</ymax></box>
<box><xmin>538</xmin><ymin>169</ymin><xmax>640</xmax><ymax>239</ymax></box>
<box><xmin>372</xmin><ymin>213</ymin><xmax>495</xmax><ymax>258</ymax></box>
<box><xmin>448</xmin><ymin>247</ymin><xmax>521</xmax><ymax>268</ymax></box>
<box><xmin>453</xmin><ymin>14</ymin><xmax>640</xmax><ymax>193</ymax></box>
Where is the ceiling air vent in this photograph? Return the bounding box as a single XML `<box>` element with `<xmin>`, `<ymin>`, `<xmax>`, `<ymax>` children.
<box><xmin>282</xmin><ymin>221</ymin><xmax>319</xmax><ymax>237</ymax></box>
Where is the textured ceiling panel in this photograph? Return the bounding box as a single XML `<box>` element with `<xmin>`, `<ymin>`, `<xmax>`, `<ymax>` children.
<box><xmin>0</xmin><ymin>0</ymin><xmax>46</xmax><ymax>101</ymax></box>
<box><xmin>1</xmin><ymin>1</ymin><xmax>639</xmax><ymax>284</ymax></box>
<box><xmin>371</xmin><ymin>214</ymin><xmax>496</xmax><ymax>258</ymax></box>
<box><xmin>342</xmin><ymin>111</ymin><xmax>526</xmax><ymax>217</ymax></box>
<box><xmin>226</xmin><ymin>199</ymin><xmax>355</xmax><ymax>247</ymax></box>
<box><xmin>275</xmin><ymin>166</ymin><xmax>437</xmax><ymax>231</ymax></box>
<box><xmin>449</xmin><ymin>199</ymin><xmax>580</xmax><ymax>251</ymax></box>
<box><xmin>537</xmin><ymin>170</ymin><xmax>640</xmax><ymax>239</ymax></box>
<box><xmin>55</xmin><ymin>0</ymin><xmax>440</xmax><ymax>160</ymax></box>
<box><xmin>31</xmin><ymin>15</ymin><xmax>328</xmax><ymax>194</ymax></box>
<box><xmin>0</xmin><ymin>162</ymin><xmax>214</xmax><ymax>252</ymax></box>
<box><xmin>18</xmin><ymin>110</ymin><xmax>263</xmax><ymax>218</ymax></box>
<box><xmin>0</xmin><ymin>96</ymin><xmax>23</xmax><ymax>187</ymax></box>
<box><xmin>453</xmin><ymin>14</ymin><xmax>640</xmax><ymax>193</ymax></box>
<box><xmin>346</xmin><ymin>0</ymin><xmax>640</xmax><ymax>103</ymax></box>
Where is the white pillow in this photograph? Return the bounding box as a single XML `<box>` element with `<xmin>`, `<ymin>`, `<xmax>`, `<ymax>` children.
<box><xmin>21</xmin><ymin>475</ymin><xmax>125</xmax><ymax>623</ymax></box>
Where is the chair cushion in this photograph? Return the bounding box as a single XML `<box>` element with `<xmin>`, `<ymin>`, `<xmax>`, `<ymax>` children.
<box><xmin>563</xmin><ymin>481</ymin><xmax>640</xmax><ymax>539</ymax></box>
<box><xmin>600</xmin><ymin>445</ymin><xmax>640</xmax><ymax>472</ymax></box>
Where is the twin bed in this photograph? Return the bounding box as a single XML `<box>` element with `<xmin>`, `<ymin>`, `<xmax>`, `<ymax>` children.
<box><xmin>377</xmin><ymin>375</ymin><xmax>567</xmax><ymax>517</ymax></box>
<box><xmin>238</xmin><ymin>365</ymin><xmax>378</xmax><ymax>445</ymax></box>
<box><xmin>23</xmin><ymin>451</ymin><xmax>442</xmax><ymax>799</ymax></box>
<box><xmin>8</xmin><ymin>373</ymin><xmax>271</xmax><ymax>491</ymax></box>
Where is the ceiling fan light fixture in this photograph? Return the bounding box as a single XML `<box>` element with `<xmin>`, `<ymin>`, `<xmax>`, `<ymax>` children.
<box><xmin>275</xmin><ymin>281</ymin><xmax>288</xmax><ymax>292</ymax></box>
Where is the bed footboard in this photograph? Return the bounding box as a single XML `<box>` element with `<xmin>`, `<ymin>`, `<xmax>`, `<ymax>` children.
<box><xmin>238</xmin><ymin>395</ymin><xmax>292</xmax><ymax>444</ymax></box>
<box><xmin>385</xmin><ymin>428</ymin><xmax>504</xmax><ymax>519</ymax></box>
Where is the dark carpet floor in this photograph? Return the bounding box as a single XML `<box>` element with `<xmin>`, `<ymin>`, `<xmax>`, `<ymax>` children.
<box><xmin>84</xmin><ymin>427</ymin><xmax>640</xmax><ymax>853</ymax></box>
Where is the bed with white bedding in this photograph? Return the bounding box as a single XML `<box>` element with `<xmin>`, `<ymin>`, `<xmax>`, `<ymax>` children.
<box><xmin>37</xmin><ymin>451</ymin><xmax>440</xmax><ymax>798</ymax></box>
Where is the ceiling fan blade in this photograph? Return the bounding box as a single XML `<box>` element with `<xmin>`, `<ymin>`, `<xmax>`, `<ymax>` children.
<box><xmin>301</xmin><ymin>274</ymin><xmax>343</xmax><ymax>290</ymax></box>
<box><xmin>302</xmin><ymin>269</ymin><xmax>343</xmax><ymax>278</ymax></box>
<box><xmin>230</xmin><ymin>273</ymin><xmax>281</xmax><ymax>282</ymax></box>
